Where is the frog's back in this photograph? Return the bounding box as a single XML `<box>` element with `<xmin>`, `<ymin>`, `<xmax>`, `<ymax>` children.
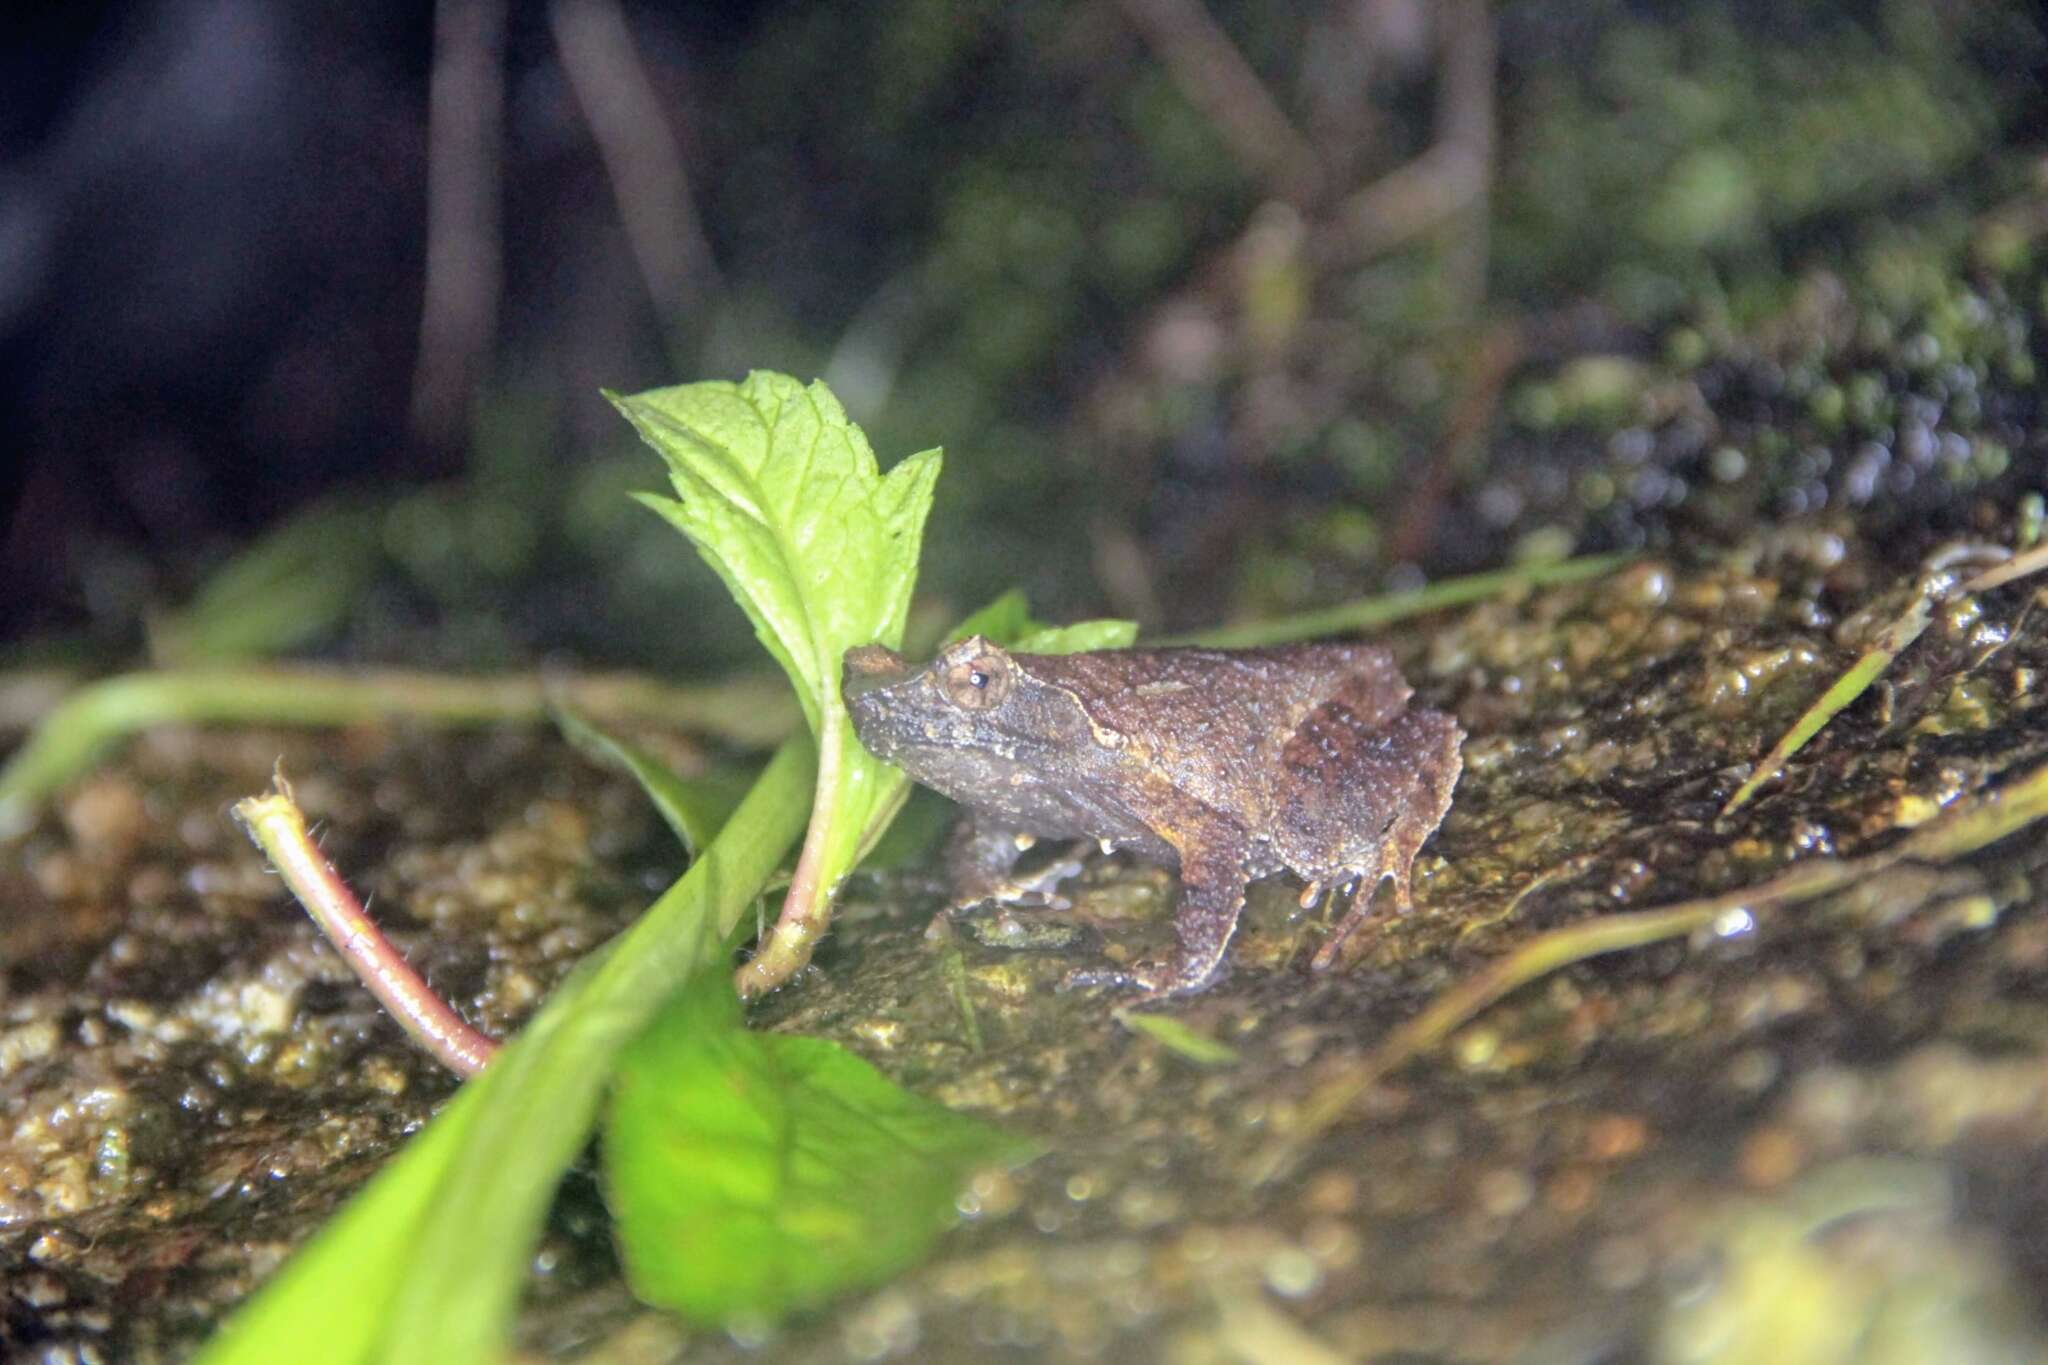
<box><xmin>1018</xmin><ymin>643</ymin><xmax>1410</xmax><ymax>822</ymax></box>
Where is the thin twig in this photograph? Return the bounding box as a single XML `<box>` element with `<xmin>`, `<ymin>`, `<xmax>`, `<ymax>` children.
<box><xmin>411</xmin><ymin>0</ymin><xmax>507</xmax><ymax>450</ymax></box>
<box><xmin>1963</xmin><ymin>539</ymin><xmax>2048</xmax><ymax>594</ymax></box>
<box><xmin>1386</xmin><ymin>320</ymin><xmax>1522</xmax><ymax>564</ymax></box>
<box><xmin>234</xmin><ymin>767</ymin><xmax>498</xmax><ymax>1077</ymax></box>
<box><xmin>1117</xmin><ymin>0</ymin><xmax>1322</xmax><ymax>202</ymax></box>
<box><xmin>1310</xmin><ymin>0</ymin><xmax>1507</xmax><ymax>272</ymax></box>
<box><xmin>1433</xmin><ymin>0</ymin><xmax>1495</xmax><ymax>315</ymax></box>
<box><xmin>549</xmin><ymin>0</ymin><xmax>719</xmax><ymax>322</ymax></box>
<box><xmin>1314</xmin><ymin>138</ymin><xmax>1488</xmax><ymax>267</ymax></box>
<box><xmin>1312</xmin><ymin>0</ymin><xmax>1498</xmax><ymax>275</ymax></box>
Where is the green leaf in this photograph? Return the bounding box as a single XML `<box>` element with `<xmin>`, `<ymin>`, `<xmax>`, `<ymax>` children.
<box><xmin>149</xmin><ymin>496</ymin><xmax>381</xmax><ymax>665</ymax></box>
<box><xmin>949</xmin><ymin>588</ymin><xmax>1136</xmax><ymax>656</ymax></box>
<box><xmin>935</xmin><ymin>586</ymin><xmax>1032</xmax><ymax>648</ymax></box>
<box><xmin>553</xmin><ymin>704</ymin><xmax>754</xmax><ymax>857</ymax></box>
<box><xmin>606</xmin><ymin>971</ymin><xmax>1036</xmax><ymax>1325</ymax></box>
<box><xmin>611</xmin><ymin>373</ymin><xmax>941</xmax><ymax>991</ymax></box>
<box><xmin>200</xmin><ymin>738</ymin><xmax>817</xmax><ymax>1365</ymax></box>
<box><xmin>611</xmin><ymin>373</ymin><xmax>938</xmax><ymax>740</ymax></box>
<box><xmin>1014</xmin><ymin>618</ymin><xmax>1139</xmax><ymax>653</ymax></box>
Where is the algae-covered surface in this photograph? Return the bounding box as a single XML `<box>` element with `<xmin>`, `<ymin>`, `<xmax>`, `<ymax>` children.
<box><xmin>8</xmin><ymin>504</ymin><xmax>2048</xmax><ymax>1360</ymax></box>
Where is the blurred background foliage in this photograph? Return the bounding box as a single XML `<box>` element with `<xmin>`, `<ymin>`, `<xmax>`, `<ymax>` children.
<box><xmin>3</xmin><ymin>0</ymin><xmax>2044</xmax><ymax>676</ymax></box>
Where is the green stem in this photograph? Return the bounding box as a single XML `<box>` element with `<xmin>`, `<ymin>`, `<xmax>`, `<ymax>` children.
<box><xmin>1169</xmin><ymin>553</ymin><xmax>1630</xmax><ymax>649</ymax></box>
<box><xmin>0</xmin><ymin>664</ymin><xmax>797</xmax><ymax>837</ymax></box>
<box><xmin>735</xmin><ymin>712</ymin><xmax>848</xmax><ymax>998</ymax></box>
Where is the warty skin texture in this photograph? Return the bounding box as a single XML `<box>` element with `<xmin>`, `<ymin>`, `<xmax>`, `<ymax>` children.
<box><xmin>844</xmin><ymin>636</ymin><xmax>1462</xmax><ymax>999</ymax></box>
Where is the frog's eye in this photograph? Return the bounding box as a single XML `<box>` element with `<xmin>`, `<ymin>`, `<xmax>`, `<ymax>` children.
<box><xmin>941</xmin><ymin>653</ymin><xmax>1010</xmax><ymax>710</ymax></box>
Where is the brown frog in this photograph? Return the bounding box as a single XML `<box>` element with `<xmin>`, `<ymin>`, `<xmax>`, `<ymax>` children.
<box><xmin>842</xmin><ymin>636</ymin><xmax>1463</xmax><ymax>1000</ymax></box>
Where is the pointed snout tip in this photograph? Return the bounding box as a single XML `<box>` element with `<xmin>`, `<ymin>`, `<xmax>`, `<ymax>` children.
<box><xmin>841</xmin><ymin>644</ymin><xmax>910</xmax><ymax>701</ymax></box>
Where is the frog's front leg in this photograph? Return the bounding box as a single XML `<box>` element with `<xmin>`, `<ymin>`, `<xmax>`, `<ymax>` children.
<box><xmin>945</xmin><ymin>814</ymin><xmax>1085</xmax><ymax>910</ymax></box>
<box><xmin>1065</xmin><ymin>821</ymin><xmax>1252</xmax><ymax>1003</ymax></box>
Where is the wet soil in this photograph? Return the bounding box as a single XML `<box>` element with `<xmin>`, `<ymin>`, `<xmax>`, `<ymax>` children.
<box><xmin>8</xmin><ymin>506</ymin><xmax>2048</xmax><ymax>1361</ymax></box>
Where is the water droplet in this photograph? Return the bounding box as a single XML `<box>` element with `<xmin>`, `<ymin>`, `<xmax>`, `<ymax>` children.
<box><xmin>1712</xmin><ymin>908</ymin><xmax>1755</xmax><ymax>939</ymax></box>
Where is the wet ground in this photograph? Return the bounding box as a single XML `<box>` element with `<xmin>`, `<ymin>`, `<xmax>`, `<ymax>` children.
<box><xmin>7</xmin><ymin>503</ymin><xmax>2048</xmax><ymax>1362</ymax></box>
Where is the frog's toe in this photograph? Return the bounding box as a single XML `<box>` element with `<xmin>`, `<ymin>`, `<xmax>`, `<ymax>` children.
<box><xmin>954</xmin><ymin>856</ymin><xmax>1086</xmax><ymax>914</ymax></box>
<box><xmin>1058</xmin><ymin>958</ymin><xmax>1184</xmax><ymax>997</ymax></box>
<box><xmin>1060</xmin><ymin>956</ymin><xmax>1224</xmax><ymax>1006</ymax></box>
<box><xmin>1308</xmin><ymin>925</ymin><xmax>1357</xmax><ymax>972</ymax></box>
<box><xmin>1057</xmin><ymin>962</ymin><xmax>1147</xmax><ymax>994</ymax></box>
<box><xmin>950</xmin><ymin>887</ymin><xmax>1072</xmax><ymax>917</ymax></box>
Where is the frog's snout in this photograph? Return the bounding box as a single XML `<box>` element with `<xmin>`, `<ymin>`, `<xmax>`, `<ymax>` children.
<box><xmin>842</xmin><ymin>645</ymin><xmax>912</xmax><ymax>705</ymax></box>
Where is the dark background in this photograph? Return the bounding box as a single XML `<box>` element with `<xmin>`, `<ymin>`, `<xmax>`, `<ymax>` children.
<box><xmin>5</xmin><ymin>0</ymin><xmax>2046</xmax><ymax>669</ymax></box>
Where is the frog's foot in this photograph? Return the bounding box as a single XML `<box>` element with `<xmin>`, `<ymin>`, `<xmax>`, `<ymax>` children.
<box><xmin>1057</xmin><ymin>956</ymin><xmax>1212</xmax><ymax>1005</ymax></box>
<box><xmin>1057</xmin><ymin>961</ymin><xmax>1147</xmax><ymax>994</ymax></box>
<box><xmin>955</xmin><ymin>854</ymin><xmax>1087</xmax><ymax>912</ymax></box>
<box><xmin>945</xmin><ymin>817</ymin><xmax>1086</xmax><ymax>909</ymax></box>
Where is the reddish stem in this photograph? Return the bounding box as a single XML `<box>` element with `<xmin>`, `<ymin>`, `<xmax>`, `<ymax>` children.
<box><xmin>233</xmin><ymin>768</ymin><xmax>499</xmax><ymax>1077</ymax></box>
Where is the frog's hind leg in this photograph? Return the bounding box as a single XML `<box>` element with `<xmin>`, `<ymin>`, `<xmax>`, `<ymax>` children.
<box><xmin>1374</xmin><ymin>709</ymin><xmax>1463</xmax><ymax>913</ymax></box>
<box><xmin>1309</xmin><ymin>708</ymin><xmax>1463</xmax><ymax>971</ymax></box>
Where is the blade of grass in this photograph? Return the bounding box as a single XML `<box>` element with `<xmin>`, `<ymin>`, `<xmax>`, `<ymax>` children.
<box><xmin>1721</xmin><ymin>538</ymin><xmax>2048</xmax><ymax>821</ymax></box>
<box><xmin>1168</xmin><ymin>553</ymin><xmax>1628</xmax><ymax>649</ymax></box>
<box><xmin>1895</xmin><ymin>755</ymin><xmax>2048</xmax><ymax>859</ymax></box>
<box><xmin>1718</xmin><ymin>593</ymin><xmax>1934</xmax><ymax>820</ymax></box>
<box><xmin>1116</xmin><ymin>1010</ymin><xmax>1241</xmax><ymax>1066</ymax></box>
<box><xmin>0</xmin><ymin>666</ymin><xmax>796</xmax><ymax>838</ymax></box>
<box><xmin>935</xmin><ymin>927</ymin><xmax>984</xmax><ymax>1054</ymax></box>
<box><xmin>1254</xmin><ymin>756</ymin><xmax>2048</xmax><ymax>1185</ymax></box>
